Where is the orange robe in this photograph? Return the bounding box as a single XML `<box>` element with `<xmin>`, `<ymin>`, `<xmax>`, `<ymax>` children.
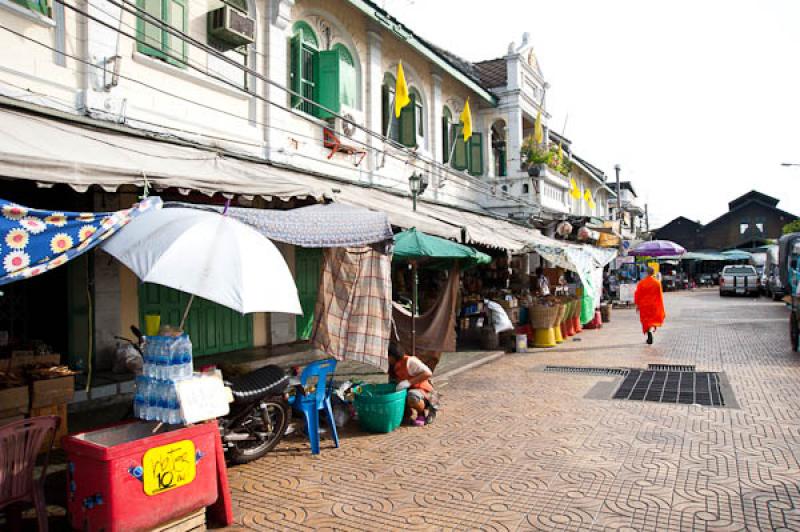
<box><xmin>634</xmin><ymin>276</ymin><xmax>665</xmax><ymax>333</ymax></box>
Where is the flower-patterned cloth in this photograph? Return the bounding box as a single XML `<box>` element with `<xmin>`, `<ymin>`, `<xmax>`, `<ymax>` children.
<box><xmin>0</xmin><ymin>197</ymin><xmax>162</xmax><ymax>285</ymax></box>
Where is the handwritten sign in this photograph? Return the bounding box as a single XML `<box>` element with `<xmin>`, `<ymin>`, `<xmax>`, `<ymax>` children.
<box><xmin>175</xmin><ymin>374</ymin><xmax>230</xmax><ymax>424</ymax></box>
<box><xmin>142</xmin><ymin>440</ymin><xmax>196</xmax><ymax>496</ymax></box>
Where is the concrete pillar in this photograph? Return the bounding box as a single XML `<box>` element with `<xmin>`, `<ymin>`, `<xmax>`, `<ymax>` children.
<box><xmin>264</xmin><ymin>0</ymin><xmax>295</xmax><ymax>162</ymax></box>
<box><xmin>366</xmin><ymin>27</ymin><xmax>383</xmax><ymax>179</ymax></box>
<box><xmin>507</xmin><ymin>107</ymin><xmax>523</xmax><ymax>173</ymax></box>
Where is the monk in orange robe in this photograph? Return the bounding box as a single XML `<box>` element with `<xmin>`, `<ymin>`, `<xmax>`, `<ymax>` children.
<box><xmin>634</xmin><ymin>266</ymin><xmax>665</xmax><ymax>344</ymax></box>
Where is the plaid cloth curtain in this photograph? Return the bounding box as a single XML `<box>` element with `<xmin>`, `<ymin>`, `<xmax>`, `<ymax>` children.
<box><xmin>311</xmin><ymin>244</ymin><xmax>392</xmax><ymax>371</ymax></box>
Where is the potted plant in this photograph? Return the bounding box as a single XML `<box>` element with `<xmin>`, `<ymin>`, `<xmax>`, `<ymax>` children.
<box><xmin>521</xmin><ymin>135</ymin><xmax>550</xmax><ymax>176</ymax></box>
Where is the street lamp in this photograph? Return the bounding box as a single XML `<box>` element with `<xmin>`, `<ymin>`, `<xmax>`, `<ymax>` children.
<box><xmin>408</xmin><ymin>172</ymin><xmax>428</xmax><ymax>211</ymax></box>
<box><xmin>614</xmin><ymin>164</ymin><xmax>621</xmax><ymax>221</ymax></box>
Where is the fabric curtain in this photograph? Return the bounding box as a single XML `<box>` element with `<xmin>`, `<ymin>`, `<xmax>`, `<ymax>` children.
<box><xmin>391</xmin><ymin>266</ymin><xmax>460</xmax><ymax>372</ymax></box>
<box><xmin>1</xmin><ymin>197</ymin><xmax>161</xmax><ymax>285</ymax></box>
<box><xmin>311</xmin><ymin>244</ymin><xmax>393</xmax><ymax>371</ymax></box>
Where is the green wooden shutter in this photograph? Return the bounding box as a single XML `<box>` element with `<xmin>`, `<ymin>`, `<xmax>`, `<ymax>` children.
<box><xmin>289</xmin><ymin>34</ymin><xmax>303</xmax><ymax>109</ymax></box>
<box><xmin>166</xmin><ymin>0</ymin><xmax>188</xmax><ymax>67</ymax></box>
<box><xmin>400</xmin><ymin>94</ymin><xmax>417</xmax><ymax>147</ymax></box>
<box><xmin>136</xmin><ymin>0</ymin><xmax>165</xmax><ymax>59</ymax></box>
<box><xmin>66</xmin><ymin>255</ymin><xmax>91</xmax><ymax>370</ymax></box>
<box><xmin>452</xmin><ymin>124</ymin><xmax>467</xmax><ymax>170</ymax></box>
<box><xmin>468</xmin><ymin>132</ymin><xmax>484</xmax><ymax>176</ymax></box>
<box><xmin>316</xmin><ymin>50</ymin><xmax>342</xmax><ymax>119</ymax></box>
<box><xmin>442</xmin><ymin>115</ymin><xmax>451</xmax><ymax>163</ymax></box>
<box><xmin>295</xmin><ymin>248</ymin><xmax>322</xmax><ymax>341</ymax></box>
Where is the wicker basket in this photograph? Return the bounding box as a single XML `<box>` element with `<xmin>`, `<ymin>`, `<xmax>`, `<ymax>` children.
<box><xmin>565</xmin><ymin>300</ymin><xmax>576</xmax><ymax>319</ymax></box>
<box><xmin>530</xmin><ymin>304</ymin><xmax>559</xmax><ymax>329</ymax></box>
<box><xmin>554</xmin><ymin>303</ymin><xmax>567</xmax><ymax>326</ymax></box>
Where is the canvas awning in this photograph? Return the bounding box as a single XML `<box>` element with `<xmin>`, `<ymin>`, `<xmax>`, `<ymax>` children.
<box><xmin>0</xmin><ymin>107</ymin><xmax>334</xmax><ymax>200</ymax></box>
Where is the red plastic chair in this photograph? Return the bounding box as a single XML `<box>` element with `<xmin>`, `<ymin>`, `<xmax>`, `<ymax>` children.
<box><xmin>0</xmin><ymin>416</ymin><xmax>60</xmax><ymax>531</ymax></box>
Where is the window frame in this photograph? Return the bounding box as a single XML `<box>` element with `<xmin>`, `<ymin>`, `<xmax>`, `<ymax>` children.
<box><xmin>290</xmin><ymin>21</ymin><xmax>319</xmax><ymax>115</ymax></box>
<box><xmin>10</xmin><ymin>0</ymin><xmax>48</xmax><ymax>16</ymax></box>
<box><xmin>136</xmin><ymin>0</ymin><xmax>188</xmax><ymax>68</ymax></box>
<box><xmin>442</xmin><ymin>107</ymin><xmax>453</xmax><ymax>163</ymax></box>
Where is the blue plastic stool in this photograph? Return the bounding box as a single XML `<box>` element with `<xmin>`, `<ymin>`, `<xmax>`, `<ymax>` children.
<box><xmin>288</xmin><ymin>358</ymin><xmax>339</xmax><ymax>455</ymax></box>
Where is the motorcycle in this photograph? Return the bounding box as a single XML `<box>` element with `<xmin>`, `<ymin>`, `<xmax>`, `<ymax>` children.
<box><xmin>220</xmin><ymin>365</ymin><xmax>292</xmax><ymax>464</ymax></box>
<box><xmin>123</xmin><ymin>324</ymin><xmax>292</xmax><ymax>464</ymax></box>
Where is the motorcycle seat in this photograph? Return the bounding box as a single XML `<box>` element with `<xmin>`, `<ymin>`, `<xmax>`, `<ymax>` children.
<box><xmin>229</xmin><ymin>365</ymin><xmax>289</xmax><ymax>403</ymax></box>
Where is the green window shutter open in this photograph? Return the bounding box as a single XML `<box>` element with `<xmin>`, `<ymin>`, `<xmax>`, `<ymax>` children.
<box><xmin>400</xmin><ymin>94</ymin><xmax>417</xmax><ymax>147</ymax></box>
<box><xmin>18</xmin><ymin>0</ymin><xmax>48</xmax><ymax>15</ymax></box>
<box><xmin>289</xmin><ymin>34</ymin><xmax>302</xmax><ymax>109</ymax></box>
<box><xmin>137</xmin><ymin>0</ymin><xmax>165</xmax><ymax>59</ymax></box>
<box><xmin>468</xmin><ymin>132</ymin><xmax>484</xmax><ymax>176</ymax></box>
<box><xmin>442</xmin><ymin>115</ymin><xmax>451</xmax><ymax>163</ymax></box>
<box><xmin>452</xmin><ymin>124</ymin><xmax>467</xmax><ymax>170</ymax></box>
<box><xmin>166</xmin><ymin>0</ymin><xmax>188</xmax><ymax>67</ymax></box>
<box><xmin>316</xmin><ymin>50</ymin><xmax>343</xmax><ymax>119</ymax></box>
<box><xmin>332</xmin><ymin>44</ymin><xmax>356</xmax><ymax>108</ymax></box>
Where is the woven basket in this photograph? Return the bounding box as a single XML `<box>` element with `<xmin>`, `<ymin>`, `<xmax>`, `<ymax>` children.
<box><xmin>554</xmin><ymin>303</ymin><xmax>566</xmax><ymax>326</ymax></box>
<box><xmin>530</xmin><ymin>304</ymin><xmax>559</xmax><ymax>329</ymax></box>
<box><xmin>574</xmin><ymin>297</ymin><xmax>583</xmax><ymax>319</ymax></box>
<box><xmin>565</xmin><ymin>300</ymin><xmax>576</xmax><ymax>320</ymax></box>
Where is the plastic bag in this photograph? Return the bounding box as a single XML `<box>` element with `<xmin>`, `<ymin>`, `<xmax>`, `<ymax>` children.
<box><xmin>485</xmin><ymin>300</ymin><xmax>514</xmax><ymax>333</ymax></box>
<box><xmin>113</xmin><ymin>343</ymin><xmax>144</xmax><ymax>375</ymax></box>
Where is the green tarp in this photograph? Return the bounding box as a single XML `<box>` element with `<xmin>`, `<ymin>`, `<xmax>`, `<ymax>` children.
<box><xmin>393</xmin><ymin>228</ymin><xmax>491</xmax><ymax>267</ymax></box>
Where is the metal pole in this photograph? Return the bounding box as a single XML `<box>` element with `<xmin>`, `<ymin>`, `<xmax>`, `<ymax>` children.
<box><xmin>614</xmin><ymin>164</ymin><xmax>621</xmax><ymax>221</ymax></box>
<box><xmin>411</xmin><ymin>261</ymin><xmax>417</xmax><ymax>357</ymax></box>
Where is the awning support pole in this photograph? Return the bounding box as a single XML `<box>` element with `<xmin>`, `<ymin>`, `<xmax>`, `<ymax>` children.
<box><xmin>179</xmin><ymin>294</ymin><xmax>195</xmax><ymax>331</ymax></box>
<box><xmin>411</xmin><ymin>260</ymin><xmax>417</xmax><ymax>357</ymax></box>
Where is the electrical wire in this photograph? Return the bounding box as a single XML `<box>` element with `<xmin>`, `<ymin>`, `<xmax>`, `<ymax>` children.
<box><xmin>57</xmin><ymin>0</ymin><xmax>541</xmax><ymax>210</ymax></box>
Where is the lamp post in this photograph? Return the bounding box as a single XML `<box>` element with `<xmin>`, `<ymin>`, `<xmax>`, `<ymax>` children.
<box><xmin>614</xmin><ymin>164</ymin><xmax>621</xmax><ymax>221</ymax></box>
<box><xmin>408</xmin><ymin>172</ymin><xmax>428</xmax><ymax>212</ymax></box>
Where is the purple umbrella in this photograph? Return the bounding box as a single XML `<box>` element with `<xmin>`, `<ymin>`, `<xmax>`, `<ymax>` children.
<box><xmin>629</xmin><ymin>240</ymin><xmax>686</xmax><ymax>257</ymax></box>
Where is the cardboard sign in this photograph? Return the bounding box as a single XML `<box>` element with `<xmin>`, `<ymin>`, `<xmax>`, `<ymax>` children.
<box><xmin>142</xmin><ymin>439</ymin><xmax>196</xmax><ymax>496</ymax></box>
<box><xmin>176</xmin><ymin>374</ymin><xmax>230</xmax><ymax>424</ymax></box>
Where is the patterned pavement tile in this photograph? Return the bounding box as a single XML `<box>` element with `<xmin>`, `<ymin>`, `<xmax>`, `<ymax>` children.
<box><xmin>229</xmin><ymin>291</ymin><xmax>800</xmax><ymax>531</ymax></box>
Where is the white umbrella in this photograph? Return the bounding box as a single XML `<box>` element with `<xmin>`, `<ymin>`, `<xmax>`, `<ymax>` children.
<box><xmin>102</xmin><ymin>206</ymin><xmax>302</xmax><ymax>322</ymax></box>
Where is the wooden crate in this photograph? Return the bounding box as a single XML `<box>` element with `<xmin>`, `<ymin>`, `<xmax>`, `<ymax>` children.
<box><xmin>30</xmin><ymin>375</ymin><xmax>74</xmax><ymax>408</ymax></box>
<box><xmin>29</xmin><ymin>402</ymin><xmax>68</xmax><ymax>451</ymax></box>
<box><xmin>0</xmin><ymin>385</ymin><xmax>29</xmax><ymax>418</ymax></box>
<box><xmin>152</xmin><ymin>509</ymin><xmax>206</xmax><ymax>532</ymax></box>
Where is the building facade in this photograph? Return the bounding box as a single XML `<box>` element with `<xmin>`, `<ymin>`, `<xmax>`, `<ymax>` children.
<box><xmin>654</xmin><ymin>191</ymin><xmax>798</xmax><ymax>251</ymax></box>
<box><xmin>0</xmin><ymin>0</ymin><xmax>620</xmax><ymax>367</ymax></box>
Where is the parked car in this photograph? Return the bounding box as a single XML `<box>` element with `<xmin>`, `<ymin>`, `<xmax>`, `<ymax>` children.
<box><xmin>719</xmin><ymin>265</ymin><xmax>760</xmax><ymax>297</ymax></box>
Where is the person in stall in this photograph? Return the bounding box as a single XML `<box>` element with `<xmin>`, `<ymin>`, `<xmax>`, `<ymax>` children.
<box><xmin>388</xmin><ymin>343</ymin><xmax>437</xmax><ymax>426</ymax></box>
<box><xmin>534</xmin><ymin>267</ymin><xmax>551</xmax><ymax>297</ymax></box>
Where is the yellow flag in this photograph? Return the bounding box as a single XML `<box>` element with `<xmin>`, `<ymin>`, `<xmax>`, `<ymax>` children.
<box><xmin>558</xmin><ymin>143</ymin><xmax>563</xmax><ymax>162</ymax></box>
<box><xmin>584</xmin><ymin>188</ymin><xmax>593</xmax><ymax>204</ymax></box>
<box><xmin>534</xmin><ymin>110</ymin><xmax>544</xmax><ymax>144</ymax></box>
<box><xmin>460</xmin><ymin>98</ymin><xmax>473</xmax><ymax>142</ymax></box>
<box><xmin>394</xmin><ymin>62</ymin><xmax>411</xmax><ymax>118</ymax></box>
<box><xmin>570</xmin><ymin>178</ymin><xmax>581</xmax><ymax>200</ymax></box>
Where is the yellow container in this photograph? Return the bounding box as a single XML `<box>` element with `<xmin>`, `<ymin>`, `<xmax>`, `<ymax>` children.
<box><xmin>144</xmin><ymin>314</ymin><xmax>161</xmax><ymax>337</ymax></box>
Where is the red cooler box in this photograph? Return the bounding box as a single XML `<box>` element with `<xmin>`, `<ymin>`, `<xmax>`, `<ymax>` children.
<box><xmin>63</xmin><ymin>420</ymin><xmax>219</xmax><ymax>532</ymax></box>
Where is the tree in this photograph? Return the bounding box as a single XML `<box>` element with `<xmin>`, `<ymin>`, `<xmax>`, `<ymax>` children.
<box><xmin>783</xmin><ymin>219</ymin><xmax>800</xmax><ymax>235</ymax></box>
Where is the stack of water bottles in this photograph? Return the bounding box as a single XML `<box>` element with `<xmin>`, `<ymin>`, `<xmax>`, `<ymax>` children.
<box><xmin>133</xmin><ymin>334</ymin><xmax>194</xmax><ymax>425</ymax></box>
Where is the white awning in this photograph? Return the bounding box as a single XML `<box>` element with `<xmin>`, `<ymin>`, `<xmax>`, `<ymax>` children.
<box><xmin>0</xmin><ymin>107</ymin><xmax>333</xmax><ymax>200</ymax></box>
<box><xmin>333</xmin><ymin>185</ymin><xmax>463</xmax><ymax>241</ymax></box>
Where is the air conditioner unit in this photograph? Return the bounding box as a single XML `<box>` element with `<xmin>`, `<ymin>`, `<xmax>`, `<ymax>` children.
<box><xmin>326</xmin><ymin>106</ymin><xmax>366</xmax><ymax>145</ymax></box>
<box><xmin>208</xmin><ymin>5</ymin><xmax>255</xmax><ymax>48</ymax></box>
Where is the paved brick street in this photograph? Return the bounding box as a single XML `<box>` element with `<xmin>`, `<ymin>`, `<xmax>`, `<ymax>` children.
<box><xmin>227</xmin><ymin>290</ymin><xmax>800</xmax><ymax>531</ymax></box>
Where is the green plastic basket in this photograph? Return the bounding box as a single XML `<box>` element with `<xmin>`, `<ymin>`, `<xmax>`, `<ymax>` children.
<box><xmin>353</xmin><ymin>383</ymin><xmax>407</xmax><ymax>433</ymax></box>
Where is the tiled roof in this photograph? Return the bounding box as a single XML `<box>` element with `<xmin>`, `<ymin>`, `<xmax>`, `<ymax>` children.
<box><xmin>474</xmin><ymin>58</ymin><xmax>507</xmax><ymax>88</ymax></box>
<box><xmin>417</xmin><ymin>38</ymin><xmax>484</xmax><ymax>86</ymax></box>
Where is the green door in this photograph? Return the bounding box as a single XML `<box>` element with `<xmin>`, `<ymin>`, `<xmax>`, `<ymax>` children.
<box><xmin>295</xmin><ymin>247</ymin><xmax>322</xmax><ymax>340</ymax></box>
<box><xmin>138</xmin><ymin>284</ymin><xmax>253</xmax><ymax>356</ymax></box>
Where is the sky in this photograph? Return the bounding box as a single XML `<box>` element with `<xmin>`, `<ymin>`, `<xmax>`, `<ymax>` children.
<box><xmin>383</xmin><ymin>0</ymin><xmax>800</xmax><ymax>229</ymax></box>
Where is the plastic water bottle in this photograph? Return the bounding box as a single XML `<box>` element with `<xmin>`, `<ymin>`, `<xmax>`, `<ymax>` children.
<box><xmin>181</xmin><ymin>335</ymin><xmax>193</xmax><ymax>378</ymax></box>
<box><xmin>167</xmin><ymin>382</ymin><xmax>181</xmax><ymax>425</ymax></box>
<box><xmin>145</xmin><ymin>378</ymin><xmax>158</xmax><ymax>421</ymax></box>
<box><xmin>134</xmin><ymin>376</ymin><xmax>146</xmax><ymax>419</ymax></box>
<box><xmin>157</xmin><ymin>341</ymin><xmax>169</xmax><ymax>380</ymax></box>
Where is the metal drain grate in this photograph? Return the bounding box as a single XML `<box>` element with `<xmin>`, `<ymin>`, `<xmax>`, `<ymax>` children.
<box><xmin>614</xmin><ymin>370</ymin><xmax>725</xmax><ymax>406</ymax></box>
<box><xmin>543</xmin><ymin>366</ymin><xmax>629</xmax><ymax>377</ymax></box>
<box><xmin>647</xmin><ymin>364</ymin><xmax>696</xmax><ymax>372</ymax></box>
